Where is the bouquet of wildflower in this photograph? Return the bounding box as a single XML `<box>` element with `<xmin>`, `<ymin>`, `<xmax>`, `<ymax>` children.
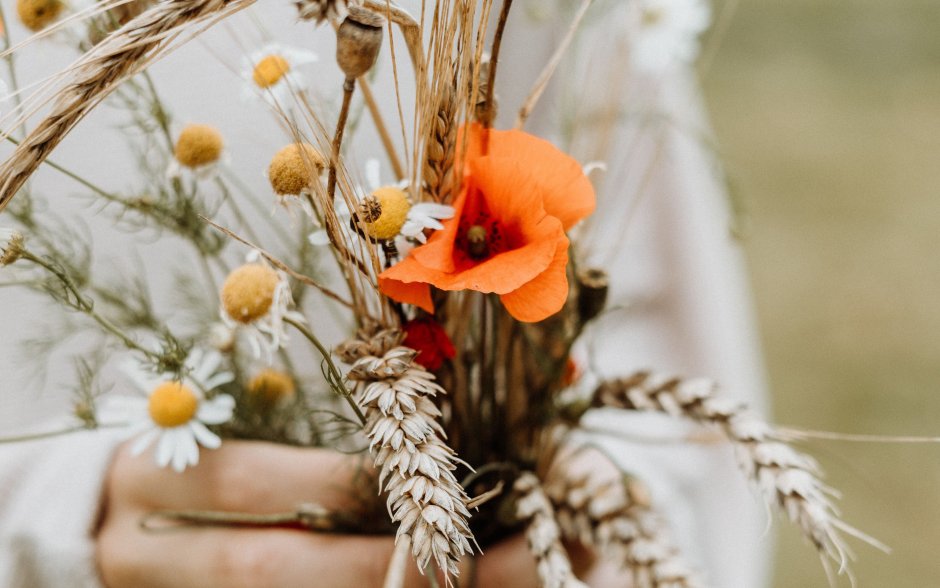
<box><xmin>0</xmin><ymin>0</ymin><xmax>885</xmax><ymax>585</ymax></box>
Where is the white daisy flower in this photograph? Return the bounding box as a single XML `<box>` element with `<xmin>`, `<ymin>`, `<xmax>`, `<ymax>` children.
<box><xmin>112</xmin><ymin>348</ymin><xmax>235</xmax><ymax>472</ymax></box>
<box><xmin>309</xmin><ymin>159</ymin><xmax>454</xmax><ymax>246</ymax></box>
<box><xmin>0</xmin><ymin>227</ymin><xmax>25</xmax><ymax>266</ymax></box>
<box><xmin>242</xmin><ymin>44</ymin><xmax>319</xmax><ymax>108</ymax></box>
<box><xmin>166</xmin><ymin>123</ymin><xmax>229</xmax><ymax>182</ymax></box>
<box><xmin>17</xmin><ymin>0</ymin><xmax>112</xmax><ymax>45</ymax></box>
<box><xmin>627</xmin><ymin>0</ymin><xmax>711</xmax><ymax>72</ymax></box>
<box><xmin>220</xmin><ymin>255</ymin><xmax>305</xmax><ymax>363</ymax></box>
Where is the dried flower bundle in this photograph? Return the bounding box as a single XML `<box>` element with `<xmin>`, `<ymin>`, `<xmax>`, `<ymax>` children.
<box><xmin>0</xmin><ymin>0</ymin><xmax>881</xmax><ymax>585</ymax></box>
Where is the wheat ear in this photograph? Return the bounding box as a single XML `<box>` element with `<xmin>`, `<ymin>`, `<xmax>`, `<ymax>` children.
<box><xmin>593</xmin><ymin>372</ymin><xmax>888</xmax><ymax>582</ymax></box>
<box><xmin>514</xmin><ymin>472</ymin><xmax>589</xmax><ymax>588</ymax></box>
<box><xmin>546</xmin><ymin>471</ymin><xmax>701</xmax><ymax>588</ymax></box>
<box><xmin>338</xmin><ymin>328</ymin><xmax>475</xmax><ymax>581</ymax></box>
<box><xmin>0</xmin><ymin>0</ymin><xmax>253</xmax><ymax>213</ymax></box>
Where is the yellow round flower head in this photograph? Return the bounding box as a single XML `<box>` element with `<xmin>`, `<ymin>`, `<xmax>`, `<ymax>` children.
<box><xmin>248</xmin><ymin>369</ymin><xmax>296</xmax><ymax>404</ymax></box>
<box><xmin>17</xmin><ymin>0</ymin><xmax>63</xmax><ymax>31</ymax></box>
<box><xmin>221</xmin><ymin>264</ymin><xmax>280</xmax><ymax>324</ymax></box>
<box><xmin>268</xmin><ymin>143</ymin><xmax>325</xmax><ymax>196</ymax></box>
<box><xmin>148</xmin><ymin>382</ymin><xmax>199</xmax><ymax>428</ymax></box>
<box><xmin>361</xmin><ymin>187</ymin><xmax>411</xmax><ymax>240</ymax></box>
<box><xmin>174</xmin><ymin>124</ymin><xmax>224</xmax><ymax>168</ymax></box>
<box><xmin>252</xmin><ymin>54</ymin><xmax>291</xmax><ymax>89</ymax></box>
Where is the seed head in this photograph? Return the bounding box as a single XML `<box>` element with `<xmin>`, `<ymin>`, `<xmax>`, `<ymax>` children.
<box><xmin>359</xmin><ymin>187</ymin><xmax>411</xmax><ymax>240</ymax></box>
<box><xmin>0</xmin><ymin>230</ymin><xmax>25</xmax><ymax>266</ymax></box>
<box><xmin>268</xmin><ymin>143</ymin><xmax>326</xmax><ymax>196</ymax></box>
<box><xmin>221</xmin><ymin>264</ymin><xmax>280</xmax><ymax>324</ymax></box>
<box><xmin>174</xmin><ymin>124</ymin><xmax>224</xmax><ymax>168</ymax></box>
<box><xmin>248</xmin><ymin>369</ymin><xmax>296</xmax><ymax>404</ymax></box>
<box><xmin>335</xmin><ymin>7</ymin><xmax>384</xmax><ymax>79</ymax></box>
<box><xmin>17</xmin><ymin>0</ymin><xmax>63</xmax><ymax>32</ymax></box>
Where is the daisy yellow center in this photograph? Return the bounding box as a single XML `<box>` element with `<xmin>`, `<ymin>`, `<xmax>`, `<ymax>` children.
<box><xmin>248</xmin><ymin>369</ymin><xmax>296</xmax><ymax>403</ymax></box>
<box><xmin>148</xmin><ymin>382</ymin><xmax>199</xmax><ymax>428</ymax></box>
<box><xmin>252</xmin><ymin>55</ymin><xmax>291</xmax><ymax>88</ymax></box>
<box><xmin>17</xmin><ymin>0</ymin><xmax>63</xmax><ymax>32</ymax></box>
<box><xmin>221</xmin><ymin>264</ymin><xmax>280</xmax><ymax>323</ymax></box>
<box><xmin>174</xmin><ymin>124</ymin><xmax>224</xmax><ymax>168</ymax></box>
<box><xmin>361</xmin><ymin>187</ymin><xmax>411</xmax><ymax>240</ymax></box>
<box><xmin>268</xmin><ymin>143</ymin><xmax>325</xmax><ymax>196</ymax></box>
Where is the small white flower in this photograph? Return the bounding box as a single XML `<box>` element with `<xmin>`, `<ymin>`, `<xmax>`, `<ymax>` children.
<box><xmin>220</xmin><ymin>255</ymin><xmax>305</xmax><ymax>363</ymax></box>
<box><xmin>628</xmin><ymin>0</ymin><xmax>711</xmax><ymax>72</ymax></box>
<box><xmin>308</xmin><ymin>159</ymin><xmax>454</xmax><ymax>246</ymax></box>
<box><xmin>241</xmin><ymin>44</ymin><xmax>319</xmax><ymax>108</ymax></box>
<box><xmin>109</xmin><ymin>348</ymin><xmax>235</xmax><ymax>472</ymax></box>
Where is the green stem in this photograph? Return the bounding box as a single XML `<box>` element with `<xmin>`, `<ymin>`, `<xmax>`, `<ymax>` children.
<box><xmin>3</xmin><ymin>135</ymin><xmax>122</xmax><ymax>201</ymax></box>
<box><xmin>284</xmin><ymin>317</ymin><xmax>366</xmax><ymax>426</ymax></box>
<box><xmin>19</xmin><ymin>250</ymin><xmax>161</xmax><ymax>362</ymax></box>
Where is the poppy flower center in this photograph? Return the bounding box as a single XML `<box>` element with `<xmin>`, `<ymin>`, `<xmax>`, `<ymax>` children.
<box><xmin>253</xmin><ymin>55</ymin><xmax>291</xmax><ymax>88</ymax></box>
<box><xmin>456</xmin><ymin>204</ymin><xmax>506</xmax><ymax>262</ymax></box>
<box><xmin>148</xmin><ymin>382</ymin><xmax>199</xmax><ymax>427</ymax></box>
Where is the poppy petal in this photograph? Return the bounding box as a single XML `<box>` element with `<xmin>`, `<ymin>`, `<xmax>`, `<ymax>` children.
<box><xmin>379</xmin><ymin>260</ymin><xmax>436</xmax><ymax>313</ymax></box>
<box><xmin>461</xmin><ymin>124</ymin><xmax>595</xmax><ymax>230</ymax></box>
<box><xmin>500</xmin><ymin>235</ymin><xmax>570</xmax><ymax>323</ymax></box>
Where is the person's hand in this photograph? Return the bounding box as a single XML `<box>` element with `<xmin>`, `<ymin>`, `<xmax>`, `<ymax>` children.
<box><xmin>96</xmin><ymin>440</ymin><xmax>550</xmax><ymax>587</ymax></box>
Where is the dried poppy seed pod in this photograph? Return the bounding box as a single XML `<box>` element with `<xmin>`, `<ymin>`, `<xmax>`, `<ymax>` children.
<box><xmin>335</xmin><ymin>7</ymin><xmax>384</xmax><ymax>79</ymax></box>
<box><xmin>577</xmin><ymin>267</ymin><xmax>609</xmax><ymax>323</ymax></box>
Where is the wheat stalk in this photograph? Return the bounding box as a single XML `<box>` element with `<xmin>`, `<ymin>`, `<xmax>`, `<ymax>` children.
<box><xmin>422</xmin><ymin>81</ymin><xmax>457</xmax><ymax>202</ymax></box>
<box><xmin>0</xmin><ymin>0</ymin><xmax>254</xmax><ymax>213</ymax></box>
<box><xmin>592</xmin><ymin>372</ymin><xmax>889</xmax><ymax>584</ymax></box>
<box><xmin>338</xmin><ymin>328</ymin><xmax>476</xmax><ymax>581</ymax></box>
<box><xmin>514</xmin><ymin>471</ymin><xmax>589</xmax><ymax>588</ymax></box>
<box><xmin>545</xmin><ymin>471</ymin><xmax>701</xmax><ymax>588</ymax></box>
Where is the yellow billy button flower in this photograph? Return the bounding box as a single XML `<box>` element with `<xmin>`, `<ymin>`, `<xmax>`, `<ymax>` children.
<box><xmin>174</xmin><ymin>124</ymin><xmax>224</xmax><ymax>169</ymax></box>
<box><xmin>252</xmin><ymin>54</ymin><xmax>291</xmax><ymax>89</ymax></box>
<box><xmin>268</xmin><ymin>143</ymin><xmax>325</xmax><ymax>197</ymax></box>
<box><xmin>17</xmin><ymin>0</ymin><xmax>63</xmax><ymax>32</ymax></box>
<box><xmin>148</xmin><ymin>381</ymin><xmax>199</xmax><ymax>428</ymax></box>
<box><xmin>359</xmin><ymin>187</ymin><xmax>411</xmax><ymax>240</ymax></box>
<box><xmin>221</xmin><ymin>264</ymin><xmax>280</xmax><ymax>324</ymax></box>
<box><xmin>248</xmin><ymin>369</ymin><xmax>296</xmax><ymax>404</ymax></box>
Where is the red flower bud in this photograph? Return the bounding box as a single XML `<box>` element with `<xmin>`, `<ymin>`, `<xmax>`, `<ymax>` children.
<box><xmin>402</xmin><ymin>317</ymin><xmax>456</xmax><ymax>371</ymax></box>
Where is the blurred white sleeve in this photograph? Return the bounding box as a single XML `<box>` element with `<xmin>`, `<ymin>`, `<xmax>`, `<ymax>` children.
<box><xmin>499</xmin><ymin>3</ymin><xmax>772</xmax><ymax>586</ymax></box>
<box><xmin>0</xmin><ymin>429</ymin><xmax>123</xmax><ymax>588</ymax></box>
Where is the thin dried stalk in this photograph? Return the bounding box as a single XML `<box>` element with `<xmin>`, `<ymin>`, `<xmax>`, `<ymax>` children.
<box><xmin>0</xmin><ymin>0</ymin><xmax>254</xmax><ymax>213</ymax></box>
<box><xmin>514</xmin><ymin>471</ymin><xmax>588</xmax><ymax>588</ymax></box>
<box><xmin>514</xmin><ymin>0</ymin><xmax>594</xmax><ymax>130</ymax></box>
<box><xmin>546</xmin><ymin>472</ymin><xmax>701</xmax><ymax>588</ymax></box>
<box><xmin>338</xmin><ymin>328</ymin><xmax>475</xmax><ymax>581</ymax></box>
<box><xmin>593</xmin><ymin>372</ymin><xmax>889</xmax><ymax>582</ymax></box>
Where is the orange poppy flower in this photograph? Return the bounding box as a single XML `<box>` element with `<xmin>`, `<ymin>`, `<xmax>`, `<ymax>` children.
<box><xmin>379</xmin><ymin>125</ymin><xmax>595</xmax><ymax>323</ymax></box>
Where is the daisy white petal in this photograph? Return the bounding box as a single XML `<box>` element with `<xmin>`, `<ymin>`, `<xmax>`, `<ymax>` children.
<box><xmin>197</xmin><ymin>394</ymin><xmax>235</xmax><ymax>425</ymax></box>
<box><xmin>155</xmin><ymin>429</ymin><xmax>177</xmax><ymax>468</ymax></box>
<box><xmin>130</xmin><ymin>428</ymin><xmax>160</xmax><ymax>456</ymax></box>
<box><xmin>190</xmin><ymin>421</ymin><xmax>222</xmax><ymax>449</ymax></box>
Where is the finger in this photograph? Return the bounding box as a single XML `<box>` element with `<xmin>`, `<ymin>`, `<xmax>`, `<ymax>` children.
<box><xmin>477</xmin><ymin>534</ymin><xmax>541</xmax><ymax>588</ymax></box>
<box><xmin>110</xmin><ymin>440</ymin><xmax>374</xmax><ymax>513</ymax></box>
<box><xmin>98</xmin><ymin>513</ymin><xmax>458</xmax><ymax>588</ymax></box>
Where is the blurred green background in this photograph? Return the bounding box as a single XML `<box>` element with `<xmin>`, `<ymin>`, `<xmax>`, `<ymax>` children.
<box><xmin>701</xmin><ymin>0</ymin><xmax>940</xmax><ymax>586</ymax></box>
